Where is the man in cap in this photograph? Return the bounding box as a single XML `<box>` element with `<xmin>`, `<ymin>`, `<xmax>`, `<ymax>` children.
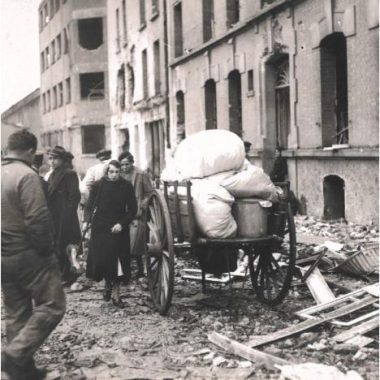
<box><xmin>80</xmin><ymin>148</ymin><xmax>112</xmax><ymax>205</ymax></box>
<box><xmin>1</xmin><ymin>130</ymin><xmax>66</xmax><ymax>380</ymax></box>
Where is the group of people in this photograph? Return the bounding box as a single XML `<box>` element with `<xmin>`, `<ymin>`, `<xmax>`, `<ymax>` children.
<box><xmin>1</xmin><ymin>129</ymin><xmax>153</xmax><ymax>380</ymax></box>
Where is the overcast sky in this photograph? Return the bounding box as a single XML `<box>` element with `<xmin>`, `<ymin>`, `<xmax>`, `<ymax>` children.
<box><xmin>1</xmin><ymin>0</ymin><xmax>40</xmax><ymax>113</ymax></box>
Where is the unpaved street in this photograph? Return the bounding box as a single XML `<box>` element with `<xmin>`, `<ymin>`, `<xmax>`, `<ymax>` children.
<box><xmin>4</xmin><ymin>216</ymin><xmax>378</xmax><ymax>380</ymax></box>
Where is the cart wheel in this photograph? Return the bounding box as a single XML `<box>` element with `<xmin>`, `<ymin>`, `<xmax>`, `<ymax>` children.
<box><xmin>144</xmin><ymin>190</ymin><xmax>175</xmax><ymax>315</ymax></box>
<box><xmin>248</xmin><ymin>202</ymin><xmax>296</xmax><ymax>306</ymax></box>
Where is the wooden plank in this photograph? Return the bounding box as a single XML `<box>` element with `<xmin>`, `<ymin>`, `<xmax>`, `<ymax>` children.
<box><xmin>332</xmin><ymin>316</ymin><xmax>379</xmax><ymax>343</ymax></box>
<box><xmin>344</xmin><ymin>336</ymin><xmax>374</xmax><ymax>348</ymax></box>
<box><xmin>208</xmin><ymin>332</ymin><xmax>290</xmax><ymax>370</ymax></box>
<box><xmin>331</xmin><ymin>309</ymin><xmax>379</xmax><ymax>327</ymax></box>
<box><xmin>246</xmin><ymin>296</ymin><xmax>378</xmax><ymax>348</ymax></box>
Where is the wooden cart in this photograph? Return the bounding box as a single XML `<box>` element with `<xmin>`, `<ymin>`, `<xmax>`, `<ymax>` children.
<box><xmin>143</xmin><ymin>180</ymin><xmax>297</xmax><ymax>315</ymax></box>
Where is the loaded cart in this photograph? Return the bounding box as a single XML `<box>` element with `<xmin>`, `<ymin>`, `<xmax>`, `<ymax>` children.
<box><xmin>143</xmin><ymin>180</ymin><xmax>297</xmax><ymax>315</ymax></box>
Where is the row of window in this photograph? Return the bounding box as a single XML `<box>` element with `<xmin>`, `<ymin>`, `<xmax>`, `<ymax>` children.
<box><xmin>42</xmin><ymin>78</ymin><xmax>71</xmax><ymax>114</ymax></box>
<box><xmin>41</xmin><ymin>28</ymin><xmax>69</xmax><ymax>72</ymax></box>
<box><xmin>41</xmin><ymin>125</ymin><xmax>105</xmax><ymax>155</ymax></box>
<box><xmin>39</xmin><ymin>0</ymin><xmax>67</xmax><ymax>31</ymax></box>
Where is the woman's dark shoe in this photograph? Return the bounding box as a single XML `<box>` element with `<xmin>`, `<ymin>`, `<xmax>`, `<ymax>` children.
<box><xmin>111</xmin><ymin>298</ymin><xmax>125</xmax><ymax>308</ymax></box>
<box><xmin>103</xmin><ymin>289</ymin><xmax>111</xmax><ymax>301</ymax></box>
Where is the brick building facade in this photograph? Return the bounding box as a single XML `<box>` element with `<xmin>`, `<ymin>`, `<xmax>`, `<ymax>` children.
<box><xmin>39</xmin><ymin>0</ymin><xmax>110</xmax><ymax>175</ymax></box>
<box><xmin>166</xmin><ymin>0</ymin><xmax>379</xmax><ymax>224</ymax></box>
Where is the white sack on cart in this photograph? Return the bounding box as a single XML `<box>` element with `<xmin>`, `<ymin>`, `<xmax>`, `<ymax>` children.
<box><xmin>222</xmin><ymin>164</ymin><xmax>280</xmax><ymax>202</ymax></box>
<box><xmin>192</xmin><ymin>181</ymin><xmax>237</xmax><ymax>238</ymax></box>
<box><xmin>174</xmin><ymin>130</ymin><xmax>245</xmax><ymax>179</ymax></box>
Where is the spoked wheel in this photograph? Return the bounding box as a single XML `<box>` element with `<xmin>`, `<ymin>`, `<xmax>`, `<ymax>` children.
<box><xmin>248</xmin><ymin>202</ymin><xmax>296</xmax><ymax>306</ymax></box>
<box><xmin>144</xmin><ymin>190</ymin><xmax>175</xmax><ymax>315</ymax></box>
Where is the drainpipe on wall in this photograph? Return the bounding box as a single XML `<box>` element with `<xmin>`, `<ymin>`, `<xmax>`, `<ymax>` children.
<box><xmin>163</xmin><ymin>0</ymin><xmax>171</xmax><ymax>150</ymax></box>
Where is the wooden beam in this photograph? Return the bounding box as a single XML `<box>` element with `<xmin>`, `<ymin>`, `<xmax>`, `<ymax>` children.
<box><xmin>332</xmin><ymin>316</ymin><xmax>379</xmax><ymax>343</ymax></box>
<box><xmin>208</xmin><ymin>332</ymin><xmax>289</xmax><ymax>370</ymax></box>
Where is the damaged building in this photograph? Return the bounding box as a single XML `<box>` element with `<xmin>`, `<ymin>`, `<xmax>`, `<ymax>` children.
<box><xmin>107</xmin><ymin>0</ymin><xmax>169</xmax><ymax>178</ymax></box>
<box><xmin>165</xmin><ymin>0</ymin><xmax>378</xmax><ymax>225</ymax></box>
<box><xmin>39</xmin><ymin>0</ymin><xmax>110</xmax><ymax>175</ymax></box>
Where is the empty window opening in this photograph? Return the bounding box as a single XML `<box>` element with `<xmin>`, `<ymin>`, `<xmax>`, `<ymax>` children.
<box><xmin>154</xmin><ymin>40</ymin><xmax>161</xmax><ymax>95</ymax></box>
<box><xmin>39</xmin><ymin>10</ymin><xmax>43</xmax><ymax>31</ymax></box>
<box><xmin>146</xmin><ymin>121</ymin><xmax>164</xmax><ymax>179</ymax></box>
<box><xmin>41</xmin><ymin>52</ymin><xmax>45</xmax><ymax>72</ymax></box>
<box><xmin>203</xmin><ymin>0</ymin><xmax>214</xmax><ymax>42</ymax></box>
<box><xmin>52</xmin><ymin>86</ymin><xmax>57</xmax><ymax>109</ymax></box>
<box><xmin>56</xmin><ymin>34</ymin><xmax>62</xmax><ymax>59</ymax></box>
<box><xmin>247</xmin><ymin>69</ymin><xmax>254</xmax><ymax>92</ymax></box>
<box><xmin>46</xmin><ymin>90</ymin><xmax>51</xmax><ymax>111</ymax></box>
<box><xmin>152</xmin><ymin>0</ymin><xmax>159</xmax><ymax>15</ymax></box>
<box><xmin>228</xmin><ymin>70</ymin><xmax>242</xmax><ymax>136</ymax></box>
<box><xmin>49</xmin><ymin>0</ymin><xmax>55</xmax><ymax>19</ymax></box>
<box><xmin>142</xmin><ymin>49</ymin><xmax>148</xmax><ymax>98</ymax></box>
<box><xmin>275</xmin><ymin>56</ymin><xmax>290</xmax><ymax>150</ymax></box>
<box><xmin>122</xmin><ymin>0</ymin><xmax>127</xmax><ymax>42</ymax></box>
<box><xmin>323</xmin><ymin>175</ymin><xmax>345</xmax><ymax>220</ymax></box>
<box><xmin>58</xmin><ymin>82</ymin><xmax>63</xmax><ymax>107</ymax></box>
<box><xmin>65</xmin><ymin>77</ymin><xmax>71</xmax><ymax>103</ymax></box>
<box><xmin>80</xmin><ymin>72</ymin><xmax>105</xmax><ymax>100</ymax></box>
<box><xmin>140</xmin><ymin>0</ymin><xmax>146</xmax><ymax>26</ymax></box>
<box><xmin>117</xmin><ymin>66</ymin><xmax>126</xmax><ymax>109</ymax></box>
<box><xmin>176</xmin><ymin>91</ymin><xmax>186</xmax><ymax>143</ymax></box>
<box><xmin>320</xmin><ymin>33</ymin><xmax>348</xmax><ymax>147</ymax></box>
<box><xmin>42</xmin><ymin>93</ymin><xmax>46</xmax><ymax>113</ymax></box>
<box><xmin>174</xmin><ymin>2</ymin><xmax>183</xmax><ymax>57</ymax></box>
<box><xmin>64</xmin><ymin>27</ymin><xmax>69</xmax><ymax>53</ymax></box>
<box><xmin>81</xmin><ymin>125</ymin><xmax>105</xmax><ymax>154</ymax></box>
<box><xmin>226</xmin><ymin>0</ymin><xmax>239</xmax><ymax>29</ymax></box>
<box><xmin>127</xmin><ymin>62</ymin><xmax>135</xmax><ymax>105</ymax></box>
<box><xmin>78</xmin><ymin>18</ymin><xmax>103</xmax><ymax>50</ymax></box>
<box><xmin>121</xmin><ymin>129</ymin><xmax>130</xmax><ymax>152</ymax></box>
<box><xmin>51</xmin><ymin>40</ymin><xmax>56</xmax><ymax>64</ymax></box>
<box><xmin>116</xmin><ymin>8</ymin><xmax>121</xmax><ymax>52</ymax></box>
<box><xmin>55</xmin><ymin>0</ymin><xmax>60</xmax><ymax>12</ymax></box>
<box><xmin>45</xmin><ymin>46</ymin><xmax>49</xmax><ymax>68</ymax></box>
<box><xmin>205</xmin><ymin>79</ymin><xmax>217</xmax><ymax>130</ymax></box>
<box><xmin>43</xmin><ymin>3</ymin><xmax>49</xmax><ymax>24</ymax></box>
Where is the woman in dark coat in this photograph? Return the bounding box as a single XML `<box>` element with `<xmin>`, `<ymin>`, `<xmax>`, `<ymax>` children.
<box><xmin>85</xmin><ymin>160</ymin><xmax>137</xmax><ymax>307</ymax></box>
<box><xmin>47</xmin><ymin>145</ymin><xmax>81</xmax><ymax>284</ymax></box>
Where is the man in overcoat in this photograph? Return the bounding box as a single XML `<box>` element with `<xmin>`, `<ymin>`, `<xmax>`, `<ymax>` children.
<box><xmin>1</xmin><ymin>130</ymin><xmax>66</xmax><ymax>380</ymax></box>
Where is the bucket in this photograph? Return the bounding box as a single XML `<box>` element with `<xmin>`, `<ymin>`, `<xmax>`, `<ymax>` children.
<box><xmin>232</xmin><ymin>198</ymin><xmax>270</xmax><ymax>238</ymax></box>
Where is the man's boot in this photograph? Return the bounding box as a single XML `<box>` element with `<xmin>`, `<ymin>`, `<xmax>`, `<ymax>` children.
<box><xmin>111</xmin><ymin>281</ymin><xmax>124</xmax><ymax>308</ymax></box>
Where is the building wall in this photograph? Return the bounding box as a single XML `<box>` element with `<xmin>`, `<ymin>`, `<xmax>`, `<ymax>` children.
<box><xmin>107</xmin><ymin>0</ymin><xmax>169</xmax><ymax>174</ymax></box>
<box><xmin>39</xmin><ymin>0</ymin><xmax>110</xmax><ymax>176</ymax></box>
<box><xmin>166</xmin><ymin>0</ymin><xmax>378</xmax><ymax>224</ymax></box>
<box><xmin>1</xmin><ymin>90</ymin><xmax>41</xmax><ymax>151</ymax></box>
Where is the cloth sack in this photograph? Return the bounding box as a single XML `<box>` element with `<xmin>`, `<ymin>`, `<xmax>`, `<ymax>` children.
<box><xmin>174</xmin><ymin>130</ymin><xmax>245</xmax><ymax>179</ymax></box>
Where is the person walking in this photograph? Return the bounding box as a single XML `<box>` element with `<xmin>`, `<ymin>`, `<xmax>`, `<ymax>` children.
<box><xmin>47</xmin><ymin>145</ymin><xmax>81</xmax><ymax>285</ymax></box>
<box><xmin>118</xmin><ymin>151</ymin><xmax>153</xmax><ymax>277</ymax></box>
<box><xmin>85</xmin><ymin>160</ymin><xmax>137</xmax><ymax>307</ymax></box>
<box><xmin>1</xmin><ymin>130</ymin><xmax>66</xmax><ymax>380</ymax></box>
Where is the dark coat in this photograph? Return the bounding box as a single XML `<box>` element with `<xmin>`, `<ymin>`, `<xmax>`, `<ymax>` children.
<box><xmin>85</xmin><ymin>177</ymin><xmax>137</xmax><ymax>282</ymax></box>
<box><xmin>47</xmin><ymin>167</ymin><xmax>81</xmax><ymax>280</ymax></box>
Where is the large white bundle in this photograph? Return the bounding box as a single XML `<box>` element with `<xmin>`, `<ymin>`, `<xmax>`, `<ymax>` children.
<box><xmin>222</xmin><ymin>164</ymin><xmax>279</xmax><ymax>202</ymax></box>
<box><xmin>192</xmin><ymin>181</ymin><xmax>237</xmax><ymax>238</ymax></box>
<box><xmin>174</xmin><ymin>130</ymin><xmax>245</xmax><ymax>179</ymax></box>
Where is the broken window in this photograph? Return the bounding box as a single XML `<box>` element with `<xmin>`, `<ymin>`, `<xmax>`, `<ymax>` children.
<box><xmin>320</xmin><ymin>33</ymin><xmax>349</xmax><ymax>147</ymax></box>
<box><xmin>146</xmin><ymin>121</ymin><xmax>164</xmax><ymax>179</ymax></box>
<box><xmin>55</xmin><ymin>0</ymin><xmax>60</xmax><ymax>12</ymax></box>
<box><xmin>42</xmin><ymin>93</ymin><xmax>46</xmax><ymax>113</ymax></box>
<box><xmin>121</xmin><ymin>129</ymin><xmax>130</xmax><ymax>152</ymax></box>
<box><xmin>78</xmin><ymin>18</ymin><xmax>103</xmax><ymax>50</ymax></box>
<box><xmin>51</xmin><ymin>40</ymin><xmax>56</xmax><ymax>64</ymax></box>
<box><xmin>174</xmin><ymin>2</ymin><xmax>183</xmax><ymax>57</ymax></box>
<box><xmin>39</xmin><ymin>10</ymin><xmax>43</xmax><ymax>31</ymax></box>
<box><xmin>154</xmin><ymin>40</ymin><xmax>160</xmax><ymax>95</ymax></box>
<box><xmin>247</xmin><ymin>69</ymin><xmax>254</xmax><ymax>92</ymax></box>
<box><xmin>81</xmin><ymin>124</ymin><xmax>105</xmax><ymax>154</ymax></box>
<box><xmin>228</xmin><ymin>70</ymin><xmax>242</xmax><ymax>136</ymax></box>
<box><xmin>122</xmin><ymin>0</ymin><xmax>127</xmax><ymax>43</ymax></box>
<box><xmin>226</xmin><ymin>0</ymin><xmax>239</xmax><ymax>29</ymax></box>
<box><xmin>116</xmin><ymin>8</ymin><xmax>121</xmax><ymax>52</ymax></box>
<box><xmin>323</xmin><ymin>175</ymin><xmax>345</xmax><ymax>220</ymax></box>
<box><xmin>58</xmin><ymin>82</ymin><xmax>63</xmax><ymax>107</ymax></box>
<box><xmin>52</xmin><ymin>86</ymin><xmax>57</xmax><ymax>109</ymax></box>
<box><xmin>56</xmin><ymin>34</ymin><xmax>61</xmax><ymax>59</ymax></box>
<box><xmin>43</xmin><ymin>3</ymin><xmax>49</xmax><ymax>25</ymax></box>
<box><xmin>45</xmin><ymin>47</ymin><xmax>50</xmax><ymax>68</ymax></box>
<box><xmin>127</xmin><ymin>62</ymin><xmax>135</xmax><ymax>105</ymax></box>
<box><xmin>176</xmin><ymin>91</ymin><xmax>186</xmax><ymax>143</ymax></box>
<box><xmin>47</xmin><ymin>90</ymin><xmax>51</xmax><ymax>111</ymax></box>
<box><xmin>203</xmin><ymin>0</ymin><xmax>214</xmax><ymax>42</ymax></box>
<box><xmin>152</xmin><ymin>0</ymin><xmax>159</xmax><ymax>15</ymax></box>
<box><xmin>142</xmin><ymin>49</ymin><xmax>148</xmax><ymax>98</ymax></box>
<box><xmin>140</xmin><ymin>0</ymin><xmax>146</xmax><ymax>26</ymax></box>
<box><xmin>41</xmin><ymin>51</ymin><xmax>45</xmax><ymax>72</ymax></box>
<box><xmin>63</xmin><ymin>27</ymin><xmax>69</xmax><ymax>54</ymax></box>
<box><xmin>65</xmin><ymin>77</ymin><xmax>71</xmax><ymax>103</ymax></box>
<box><xmin>80</xmin><ymin>72</ymin><xmax>105</xmax><ymax>100</ymax></box>
<box><xmin>49</xmin><ymin>0</ymin><xmax>55</xmax><ymax>19</ymax></box>
<box><xmin>117</xmin><ymin>66</ymin><xmax>126</xmax><ymax>109</ymax></box>
<box><xmin>275</xmin><ymin>57</ymin><xmax>290</xmax><ymax>150</ymax></box>
<box><xmin>205</xmin><ymin>79</ymin><xmax>217</xmax><ymax>130</ymax></box>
